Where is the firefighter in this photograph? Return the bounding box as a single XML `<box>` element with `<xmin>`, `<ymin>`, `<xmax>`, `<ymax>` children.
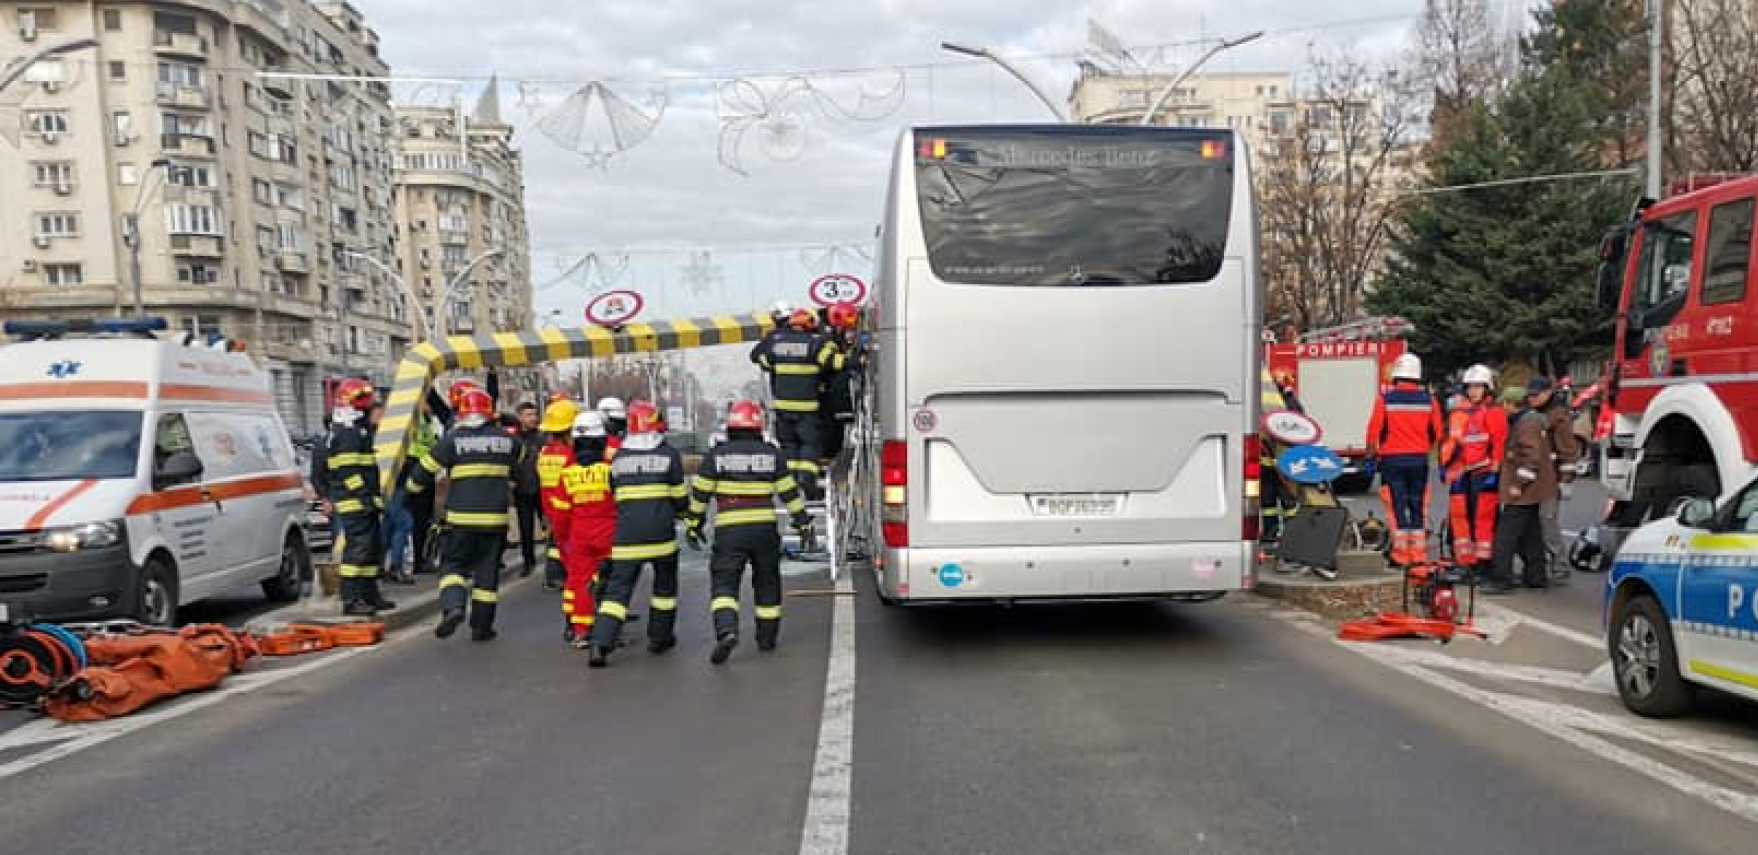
<box><xmin>557</xmin><ymin>411</ymin><xmax>617</xmax><ymax>648</ymax></box>
<box><xmin>407</xmin><ymin>388</ymin><xmax>519</xmax><ymax>642</ymax></box>
<box><xmin>597</xmin><ymin>397</ymin><xmax>627</xmax><ymax>461</ymax></box>
<box><xmin>753</xmin><ymin>308</ymin><xmax>843</xmax><ymax>499</ymax></box>
<box><xmin>1366</xmin><ymin>352</ymin><xmax>1443</xmax><ymax>566</ymax></box>
<box><xmin>686</xmin><ymin>400</ymin><xmax>811</xmax><ymax>664</ymax></box>
<box><xmin>536</xmin><ymin>399</ymin><xmax>579</xmax><ymax>594</ymax></box>
<box><xmin>1439</xmin><ymin>364</ymin><xmax>1508</xmax><ymax>568</ymax></box>
<box><xmin>588</xmin><ymin>401</ymin><xmax>688</xmax><ymax>668</ymax></box>
<box><xmin>1259</xmin><ymin>369</ymin><xmax>1301</xmax><ymax>545</ymax></box>
<box><xmin>317</xmin><ymin>380</ymin><xmax>395</xmax><ymax>616</ymax></box>
<box><xmin>820</xmin><ymin>302</ymin><xmax>862</xmax><ymax>466</ymax></box>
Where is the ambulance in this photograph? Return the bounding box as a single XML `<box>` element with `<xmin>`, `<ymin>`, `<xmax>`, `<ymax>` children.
<box><xmin>0</xmin><ymin>318</ymin><xmax>310</xmax><ymax>626</ymax></box>
<box><xmin>1607</xmin><ymin>482</ymin><xmax>1758</xmax><ymax>716</ymax></box>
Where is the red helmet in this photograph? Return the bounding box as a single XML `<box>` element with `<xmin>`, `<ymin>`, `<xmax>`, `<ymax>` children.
<box><xmin>335</xmin><ymin>379</ymin><xmax>376</xmax><ymax>411</ymax></box>
<box><xmin>626</xmin><ymin>400</ymin><xmax>663</xmax><ymax>434</ymax></box>
<box><xmin>726</xmin><ymin>400</ymin><xmax>764</xmax><ymax>431</ymax></box>
<box><xmin>828</xmin><ymin>302</ymin><xmax>859</xmax><ymax>332</ymax></box>
<box><xmin>456</xmin><ymin>388</ymin><xmax>495</xmax><ymax>419</ymax></box>
<box><xmin>788</xmin><ymin>308</ymin><xmax>818</xmax><ymax>331</ymax></box>
<box><xmin>448</xmin><ymin>379</ymin><xmax>482</xmax><ymax>410</ymax></box>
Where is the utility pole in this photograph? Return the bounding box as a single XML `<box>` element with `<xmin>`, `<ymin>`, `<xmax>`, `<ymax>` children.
<box><xmin>940</xmin><ymin>43</ymin><xmax>1068</xmax><ymax>122</ymax></box>
<box><xmin>1140</xmin><ymin>31</ymin><xmax>1265</xmax><ymax>127</ymax></box>
<box><xmin>1645</xmin><ymin>0</ymin><xmax>1665</xmax><ymax>198</ymax></box>
<box><xmin>121</xmin><ymin>159</ymin><xmax>173</xmax><ymax>316</ymax></box>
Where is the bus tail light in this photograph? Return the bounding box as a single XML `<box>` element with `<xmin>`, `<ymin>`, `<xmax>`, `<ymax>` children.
<box><xmin>881</xmin><ymin>440</ymin><xmax>908</xmax><ymax>548</ymax></box>
<box><xmin>1243</xmin><ymin>434</ymin><xmax>1262</xmax><ymax>542</ymax></box>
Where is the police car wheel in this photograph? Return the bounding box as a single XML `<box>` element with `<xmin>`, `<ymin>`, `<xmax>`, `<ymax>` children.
<box><xmin>1610</xmin><ymin>595</ymin><xmax>1693</xmax><ymax>718</ymax></box>
<box><xmin>136</xmin><ymin>555</ymin><xmax>179</xmax><ymax>628</ymax></box>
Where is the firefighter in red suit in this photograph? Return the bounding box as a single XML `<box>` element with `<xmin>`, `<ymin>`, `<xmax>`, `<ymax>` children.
<box><xmin>1439</xmin><ymin>364</ymin><xmax>1508</xmax><ymax>567</ymax></box>
<box><xmin>537</xmin><ymin>399</ymin><xmax>578</xmax><ymax>606</ymax></box>
<box><xmin>1366</xmin><ymin>352</ymin><xmax>1443</xmax><ymax>566</ymax></box>
<box><xmin>556</xmin><ymin>410</ymin><xmax>617</xmax><ymax>648</ymax></box>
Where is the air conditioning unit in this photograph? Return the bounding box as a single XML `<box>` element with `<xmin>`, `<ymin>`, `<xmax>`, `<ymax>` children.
<box><xmin>32</xmin><ymin>235</ymin><xmax>51</xmax><ymax>249</ymax></box>
<box><xmin>52</xmin><ymin>182</ymin><xmax>72</xmax><ymax>196</ymax></box>
<box><xmin>115</xmin><ymin>131</ymin><xmax>135</xmax><ymax>147</ymax></box>
<box><xmin>19</xmin><ymin>23</ymin><xmax>36</xmax><ymax>42</ymax></box>
<box><xmin>22</xmin><ymin>260</ymin><xmax>37</xmax><ymax>272</ymax></box>
<box><xmin>40</xmin><ymin>81</ymin><xmax>59</xmax><ymax>94</ymax></box>
<box><xmin>39</xmin><ymin>131</ymin><xmax>58</xmax><ymax>145</ymax></box>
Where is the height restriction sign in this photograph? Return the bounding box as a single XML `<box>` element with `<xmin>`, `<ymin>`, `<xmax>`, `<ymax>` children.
<box><xmin>807</xmin><ymin>273</ymin><xmax>868</xmax><ymax>307</ymax></box>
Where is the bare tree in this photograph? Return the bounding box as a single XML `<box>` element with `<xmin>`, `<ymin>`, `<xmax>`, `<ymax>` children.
<box><xmin>1259</xmin><ymin>50</ymin><xmax>1422</xmax><ymax>329</ymax></box>
<box><xmin>1667</xmin><ymin>0</ymin><xmax>1758</xmax><ymax>176</ymax></box>
<box><xmin>1414</xmin><ymin>0</ymin><xmax>1512</xmax><ymax>150</ymax></box>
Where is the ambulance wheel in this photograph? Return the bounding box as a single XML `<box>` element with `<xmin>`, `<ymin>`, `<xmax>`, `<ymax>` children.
<box><xmin>136</xmin><ymin>555</ymin><xmax>179</xmax><ymax>627</ymax></box>
<box><xmin>262</xmin><ymin>532</ymin><xmax>309</xmax><ymax>602</ymax></box>
<box><xmin>1610</xmin><ymin>595</ymin><xmax>1692</xmax><ymax>718</ymax></box>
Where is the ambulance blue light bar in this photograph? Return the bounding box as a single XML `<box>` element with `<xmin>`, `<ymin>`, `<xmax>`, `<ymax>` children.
<box><xmin>4</xmin><ymin>316</ymin><xmax>169</xmax><ymax>339</ymax></box>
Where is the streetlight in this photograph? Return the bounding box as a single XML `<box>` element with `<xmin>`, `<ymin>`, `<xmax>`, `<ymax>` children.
<box><xmin>940</xmin><ymin>42</ymin><xmax>1068</xmax><ymax>122</ymax></box>
<box><xmin>346</xmin><ymin>246</ymin><xmax>503</xmax><ymax>340</ymax></box>
<box><xmin>1139</xmin><ymin>31</ymin><xmax>1265</xmax><ymax>127</ymax></box>
<box><xmin>0</xmin><ymin>38</ymin><xmax>98</xmax><ymax>95</ymax></box>
<box><xmin>121</xmin><ymin>158</ymin><xmax>175</xmax><ymax>317</ymax></box>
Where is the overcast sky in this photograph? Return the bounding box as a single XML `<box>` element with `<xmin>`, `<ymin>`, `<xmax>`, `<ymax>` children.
<box><xmin>346</xmin><ymin>0</ymin><xmax>1535</xmax><ymax>401</ymax></box>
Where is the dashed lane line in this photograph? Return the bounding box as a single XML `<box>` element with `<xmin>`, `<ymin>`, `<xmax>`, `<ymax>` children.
<box><xmin>797</xmin><ymin>571</ymin><xmax>856</xmax><ymax>855</ymax></box>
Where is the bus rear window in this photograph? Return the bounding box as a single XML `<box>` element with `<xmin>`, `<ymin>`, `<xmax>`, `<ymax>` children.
<box><xmin>913</xmin><ymin>128</ymin><xmax>1234</xmax><ymax>287</ymax></box>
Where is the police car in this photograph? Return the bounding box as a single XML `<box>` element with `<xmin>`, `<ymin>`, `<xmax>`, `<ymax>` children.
<box><xmin>1607</xmin><ymin>482</ymin><xmax>1758</xmax><ymax>717</ymax></box>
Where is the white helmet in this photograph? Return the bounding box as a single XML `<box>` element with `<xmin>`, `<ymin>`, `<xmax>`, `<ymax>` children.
<box><xmin>596</xmin><ymin>397</ymin><xmax>626</xmax><ymax>420</ymax></box>
<box><xmin>571</xmin><ymin>410</ymin><xmax>607</xmax><ymax>438</ymax></box>
<box><xmin>1461</xmin><ymin>364</ymin><xmax>1494</xmax><ymax>388</ymax></box>
<box><xmin>1391</xmin><ymin>353</ymin><xmax>1423</xmax><ymax>383</ymax></box>
<box><xmin>770</xmin><ymin>299</ymin><xmax>793</xmax><ymax>316</ymax></box>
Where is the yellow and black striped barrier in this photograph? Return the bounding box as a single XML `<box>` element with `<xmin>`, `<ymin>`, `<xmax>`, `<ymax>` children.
<box><xmin>374</xmin><ymin>312</ymin><xmax>777</xmax><ymax>493</ymax></box>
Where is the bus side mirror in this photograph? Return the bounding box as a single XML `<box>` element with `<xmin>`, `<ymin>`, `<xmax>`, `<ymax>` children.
<box><xmin>1675</xmin><ymin>497</ymin><xmax>1716</xmax><ymax>529</ymax></box>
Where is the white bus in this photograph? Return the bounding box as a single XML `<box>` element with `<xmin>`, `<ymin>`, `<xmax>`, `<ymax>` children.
<box><xmin>863</xmin><ymin>124</ymin><xmax>1261</xmax><ymax>604</ymax></box>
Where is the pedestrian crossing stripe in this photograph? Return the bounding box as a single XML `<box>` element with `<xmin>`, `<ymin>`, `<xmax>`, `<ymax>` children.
<box><xmin>372</xmin><ymin>311</ymin><xmax>778</xmax><ymax>493</ymax></box>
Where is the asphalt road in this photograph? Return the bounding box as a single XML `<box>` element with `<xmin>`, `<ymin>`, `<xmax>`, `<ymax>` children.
<box><xmin>1</xmin><ymin>550</ymin><xmax>1751</xmax><ymax>855</ymax></box>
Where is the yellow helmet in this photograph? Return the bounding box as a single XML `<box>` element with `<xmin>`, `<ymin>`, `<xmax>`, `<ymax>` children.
<box><xmin>540</xmin><ymin>399</ymin><xmax>579</xmax><ymax>433</ymax></box>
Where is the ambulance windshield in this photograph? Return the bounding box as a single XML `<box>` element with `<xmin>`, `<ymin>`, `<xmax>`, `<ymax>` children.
<box><xmin>0</xmin><ymin>411</ymin><xmax>144</xmax><ymax>481</ymax></box>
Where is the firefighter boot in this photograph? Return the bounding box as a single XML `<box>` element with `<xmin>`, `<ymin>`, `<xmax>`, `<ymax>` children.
<box><xmin>435</xmin><ymin>609</ymin><xmax>465</xmax><ymax>639</ymax></box>
<box><xmin>710</xmin><ymin>633</ymin><xmax>738</xmax><ymax>665</ymax></box>
<box><xmin>588</xmin><ymin>644</ymin><xmax>610</xmax><ymax>668</ymax></box>
<box><xmin>756</xmin><ymin>618</ymin><xmax>780</xmax><ymax>652</ymax></box>
<box><xmin>362</xmin><ymin>578</ymin><xmax>397</xmax><ymax>612</ymax></box>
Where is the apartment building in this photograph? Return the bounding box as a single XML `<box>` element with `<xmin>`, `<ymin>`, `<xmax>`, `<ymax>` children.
<box><xmin>391</xmin><ymin>83</ymin><xmax>532</xmax><ymax>342</ymax></box>
<box><xmin>0</xmin><ymin>1</ymin><xmax>413</xmax><ymax>435</ymax></box>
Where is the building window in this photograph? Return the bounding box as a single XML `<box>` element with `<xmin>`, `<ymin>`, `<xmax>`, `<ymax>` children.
<box><xmin>26</xmin><ymin>110</ymin><xmax>68</xmax><ymax>135</ymax></box>
<box><xmin>163</xmin><ymin>203</ymin><xmax>221</xmax><ymax>236</ymax></box>
<box><xmin>176</xmin><ymin>262</ymin><xmax>221</xmax><ymax>285</ymax></box>
<box><xmin>276</xmin><ymin>184</ymin><xmax>304</xmax><ymax>210</ymax></box>
<box><xmin>118</xmin><ymin>162</ymin><xmax>138</xmax><ymax>185</ymax></box>
<box><xmin>156</xmin><ymin>61</ymin><xmax>204</xmax><ymax>90</ymax></box>
<box><xmin>166</xmin><ymin>162</ymin><xmax>212</xmax><ymax>187</ymax></box>
<box><xmin>32</xmin><ymin>161</ymin><xmax>73</xmax><ymax>188</ymax></box>
<box><xmin>103</xmin><ymin>9</ymin><xmax>121</xmax><ymax>30</ymax></box>
<box><xmin>160</xmin><ymin>112</ymin><xmax>210</xmax><ymax>138</ymax></box>
<box><xmin>34</xmin><ymin>212</ymin><xmax>78</xmax><ymax>237</ymax></box>
<box><xmin>252</xmin><ymin>178</ymin><xmax>273</xmax><ymax>204</ymax></box>
<box><xmin>17</xmin><ymin>8</ymin><xmax>59</xmax><ymax>32</ymax></box>
<box><xmin>109</xmin><ymin>61</ymin><xmax>127</xmax><ymax>81</ymax></box>
<box><xmin>277</xmin><ymin>224</ymin><xmax>304</xmax><ymax>251</ymax></box>
<box><xmin>256</xmin><ymin>226</ymin><xmax>276</xmax><ymax>252</ymax></box>
<box><xmin>182</xmin><ymin>314</ymin><xmax>223</xmax><ymax>336</ymax></box>
<box><xmin>43</xmin><ymin>263</ymin><xmax>82</xmax><ymax>286</ymax></box>
<box><xmin>113</xmin><ymin>111</ymin><xmax>133</xmax><ymax>140</ymax></box>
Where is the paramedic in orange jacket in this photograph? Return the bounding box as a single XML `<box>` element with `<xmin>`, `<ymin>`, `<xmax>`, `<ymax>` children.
<box><xmin>1439</xmin><ymin>365</ymin><xmax>1508</xmax><ymax>567</ymax></box>
<box><xmin>1366</xmin><ymin>352</ymin><xmax>1443</xmax><ymax>565</ymax></box>
<box><xmin>556</xmin><ymin>410</ymin><xmax>617</xmax><ymax>647</ymax></box>
<box><xmin>536</xmin><ymin>399</ymin><xmax>578</xmax><ymax>601</ymax></box>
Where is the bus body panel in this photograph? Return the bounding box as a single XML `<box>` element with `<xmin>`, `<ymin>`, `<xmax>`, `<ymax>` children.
<box><xmin>871</xmin><ymin>124</ymin><xmax>1259</xmax><ymax>602</ymax></box>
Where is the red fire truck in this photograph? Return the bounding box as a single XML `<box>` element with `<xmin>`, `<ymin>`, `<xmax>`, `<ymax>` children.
<box><xmin>1592</xmin><ymin>174</ymin><xmax>1758</xmax><ymax>538</ymax></box>
<box><xmin>1264</xmin><ymin>317</ymin><xmax>1412</xmax><ymax>494</ymax></box>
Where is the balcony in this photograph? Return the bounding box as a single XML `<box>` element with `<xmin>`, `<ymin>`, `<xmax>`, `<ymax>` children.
<box><xmin>438</xmin><ymin>229</ymin><xmax>469</xmax><ymax>246</ymax></box>
<box><xmin>161</xmin><ymin>133</ymin><xmax>216</xmax><ymax>158</ymax></box>
<box><xmin>152</xmin><ymin>31</ymin><xmax>210</xmax><ymax>60</ymax></box>
<box><xmin>169</xmin><ymin>235</ymin><xmax>223</xmax><ymax>258</ymax></box>
<box><xmin>162</xmin><ymin>185</ymin><xmax>218</xmax><ymax>206</ymax></box>
<box><xmin>276</xmin><ymin>251</ymin><xmax>310</xmax><ymax>274</ymax></box>
<box><xmin>156</xmin><ymin>84</ymin><xmax>212</xmax><ymax>111</ymax></box>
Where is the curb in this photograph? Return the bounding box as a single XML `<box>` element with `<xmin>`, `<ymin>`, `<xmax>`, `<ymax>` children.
<box><xmin>244</xmin><ymin>557</ymin><xmax>542</xmax><ymax>635</ymax></box>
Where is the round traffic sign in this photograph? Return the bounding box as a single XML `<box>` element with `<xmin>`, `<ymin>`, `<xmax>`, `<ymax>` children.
<box><xmin>1261</xmin><ymin>409</ymin><xmax>1323</xmax><ymax>446</ymax></box>
<box><xmin>808</xmin><ymin>273</ymin><xmax>868</xmax><ymax>308</ymax></box>
<box><xmin>585</xmin><ymin>290</ymin><xmax>644</xmax><ymax>327</ymax></box>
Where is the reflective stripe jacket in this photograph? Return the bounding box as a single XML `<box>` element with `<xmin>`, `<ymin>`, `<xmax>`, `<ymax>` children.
<box><xmin>319</xmin><ymin>423</ymin><xmax>379</xmax><ymax>515</ymax></box>
<box><xmin>688</xmin><ymin>438</ymin><xmax>807</xmax><ymax>529</ymax></box>
<box><xmin>408</xmin><ymin>423</ymin><xmax>517</xmax><ymax>530</ymax></box>
<box><xmin>754</xmin><ymin>329</ymin><xmax>842</xmax><ymax>412</ymax></box>
<box><xmin>1367</xmin><ymin>382</ymin><xmax>1442</xmax><ymax>462</ymax></box>
<box><xmin>610</xmin><ymin>435</ymin><xmax>687</xmax><ymax>559</ymax></box>
<box><xmin>1441</xmin><ymin>402</ymin><xmax>1508</xmax><ymax>482</ymax></box>
<box><xmin>537</xmin><ymin>440</ymin><xmax>575</xmax><ymax>541</ymax></box>
<box><xmin>558</xmin><ymin>458</ymin><xmax>616</xmax><ymax>556</ymax></box>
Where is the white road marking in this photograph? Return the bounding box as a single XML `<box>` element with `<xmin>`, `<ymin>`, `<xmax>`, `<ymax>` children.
<box><xmin>1475</xmin><ymin>601</ymin><xmax>1604</xmax><ymax>650</ymax></box>
<box><xmin>1364</xmin><ymin>644</ymin><xmax>1611</xmax><ymax>694</ymax></box>
<box><xmin>798</xmin><ymin>571</ymin><xmax>856</xmax><ymax>855</ymax></box>
<box><xmin>1272</xmin><ymin>611</ymin><xmax>1758</xmax><ymax>824</ymax></box>
<box><xmin>0</xmin><ymin>621</ymin><xmax>433</xmax><ymax>781</ymax></box>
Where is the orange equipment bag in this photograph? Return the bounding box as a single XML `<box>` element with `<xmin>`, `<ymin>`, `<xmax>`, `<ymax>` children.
<box><xmin>256</xmin><ymin>621</ymin><xmax>385</xmax><ymax>656</ymax></box>
<box><xmin>42</xmin><ymin>624</ymin><xmax>259</xmax><ymax>723</ymax></box>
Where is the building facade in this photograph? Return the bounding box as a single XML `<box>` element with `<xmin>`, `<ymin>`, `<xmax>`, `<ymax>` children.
<box><xmin>1070</xmin><ymin>69</ymin><xmax>1301</xmax><ymax>152</ymax></box>
<box><xmin>390</xmin><ymin>85</ymin><xmax>531</xmax><ymax>344</ymax></box>
<box><xmin>1</xmin><ymin>0</ymin><xmax>414</xmax><ymax>435</ymax></box>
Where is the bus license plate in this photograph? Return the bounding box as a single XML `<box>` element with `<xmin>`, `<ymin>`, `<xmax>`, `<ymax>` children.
<box><xmin>1031</xmin><ymin>495</ymin><xmax>1122</xmax><ymax>517</ymax></box>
